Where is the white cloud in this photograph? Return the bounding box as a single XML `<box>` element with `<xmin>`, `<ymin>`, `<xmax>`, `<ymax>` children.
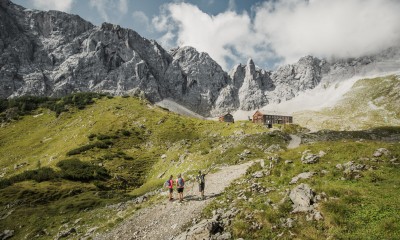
<box><xmin>153</xmin><ymin>0</ymin><xmax>400</xmax><ymax>70</ymax></box>
<box><xmin>152</xmin><ymin>3</ymin><xmax>262</xmax><ymax>69</ymax></box>
<box><xmin>132</xmin><ymin>11</ymin><xmax>151</xmax><ymax>32</ymax></box>
<box><xmin>118</xmin><ymin>0</ymin><xmax>128</xmax><ymax>15</ymax></box>
<box><xmin>32</xmin><ymin>0</ymin><xmax>75</xmax><ymax>12</ymax></box>
<box><xmin>254</xmin><ymin>0</ymin><xmax>400</xmax><ymax>63</ymax></box>
<box><xmin>89</xmin><ymin>0</ymin><xmax>129</xmax><ymax>22</ymax></box>
<box><xmin>228</xmin><ymin>0</ymin><xmax>236</xmax><ymax>11</ymax></box>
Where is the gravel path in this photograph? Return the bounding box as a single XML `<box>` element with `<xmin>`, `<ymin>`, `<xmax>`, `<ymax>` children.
<box><xmin>95</xmin><ymin>161</ymin><xmax>254</xmax><ymax>240</ymax></box>
<box><xmin>288</xmin><ymin>134</ymin><xmax>301</xmax><ymax>149</ymax></box>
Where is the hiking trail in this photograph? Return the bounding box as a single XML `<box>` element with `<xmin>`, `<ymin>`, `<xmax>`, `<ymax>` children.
<box><xmin>95</xmin><ymin>161</ymin><xmax>254</xmax><ymax>240</ymax></box>
<box><xmin>288</xmin><ymin>134</ymin><xmax>301</xmax><ymax>149</ymax></box>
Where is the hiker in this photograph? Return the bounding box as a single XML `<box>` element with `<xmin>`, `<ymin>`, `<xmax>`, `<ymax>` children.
<box><xmin>196</xmin><ymin>170</ymin><xmax>206</xmax><ymax>200</ymax></box>
<box><xmin>176</xmin><ymin>173</ymin><xmax>185</xmax><ymax>202</ymax></box>
<box><xmin>165</xmin><ymin>175</ymin><xmax>174</xmax><ymax>201</ymax></box>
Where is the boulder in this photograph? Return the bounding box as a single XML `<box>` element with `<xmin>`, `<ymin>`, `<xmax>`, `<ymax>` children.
<box><xmin>266</xmin><ymin>144</ymin><xmax>282</xmax><ymax>153</ymax></box>
<box><xmin>290</xmin><ymin>172</ymin><xmax>315</xmax><ymax>184</ymax></box>
<box><xmin>301</xmin><ymin>150</ymin><xmax>320</xmax><ymax>164</ymax></box>
<box><xmin>216</xmin><ymin>232</ymin><xmax>231</xmax><ymax>240</ymax></box>
<box><xmin>373</xmin><ymin>148</ymin><xmax>390</xmax><ymax>157</ymax></box>
<box><xmin>173</xmin><ymin>219</ymin><xmax>223</xmax><ymax>240</ymax></box>
<box><xmin>252</xmin><ymin>171</ymin><xmax>264</xmax><ymax>178</ymax></box>
<box><xmin>280</xmin><ymin>218</ymin><xmax>295</xmax><ymax>228</ymax></box>
<box><xmin>55</xmin><ymin>228</ymin><xmax>76</xmax><ymax>240</ymax></box>
<box><xmin>342</xmin><ymin>161</ymin><xmax>367</xmax><ymax>179</ymax></box>
<box><xmin>289</xmin><ymin>183</ymin><xmax>315</xmax><ymax>213</ymax></box>
<box><xmin>0</xmin><ymin>230</ymin><xmax>14</xmax><ymax>240</ymax></box>
<box><xmin>318</xmin><ymin>151</ymin><xmax>326</xmax><ymax>157</ymax></box>
<box><xmin>14</xmin><ymin>162</ymin><xmax>28</xmax><ymax>170</ymax></box>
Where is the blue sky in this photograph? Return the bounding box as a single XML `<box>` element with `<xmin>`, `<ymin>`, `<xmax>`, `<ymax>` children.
<box><xmin>13</xmin><ymin>0</ymin><xmax>400</xmax><ymax>70</ymax></box>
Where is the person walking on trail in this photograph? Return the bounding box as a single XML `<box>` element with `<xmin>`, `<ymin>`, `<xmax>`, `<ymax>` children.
<box><xmin>165</xmin><ymin>175</ymin><xmax>174</xmax><ymax>201</ymax></box>
<box><xmin>197</xmin><ymin>170</ymin><xmax>206</xmax><ymax>200</ymax></box>
<box><xmin>176</xmin><ymin>173</ymin><xmax>185</xmax><ymax>202</ymax></box>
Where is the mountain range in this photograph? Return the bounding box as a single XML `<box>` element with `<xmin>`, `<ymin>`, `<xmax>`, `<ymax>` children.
<box><xmin>1</xmin><ymin>0</ymin><xmax>400</xmax><ymax>117</ymax></box>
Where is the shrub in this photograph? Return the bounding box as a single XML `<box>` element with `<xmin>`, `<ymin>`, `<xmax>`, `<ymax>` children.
<box><xmin>0</xmin><ymin>93</ymin><xmax>106</xmax><ymax>120</ymax></box>
<box><xmin>66</xmin><ymin>144</ymin><xmax>95</xmax><ymax>156</ymax></box>
<box><xmin>88</xmin><ymin>133</ymin><xmax>97</xmax><ymax>140</ymax></box>
<box><xmin>0</xmin><ymin>167</ymin><xmax>59</xmax><ymax>189</ymax></box>
<box><xmin>56</xmin><ymin>158</ymin><xmax>109</xmax><ymax>181</ymax></box>
<box><xmin>66</xmin><ymin>141</ymin><xmax>111</xmax><ymax>156</ymax></box>
<box><xmin>102</xmin><ymin>153</ymin><xmax>116</xmax><ymax>160</ymax></box>
<box><xmin>121</xmin><ymin>130</ymin><xmax>131</xmax><ymax>136</ymax></box>
<box><xmin>123</xmin><ymin>155</ymin><xmax>134</xmax><ymax>160</ymax></box>
<box><xmin>97</xmin><ymin>134</ymin><xmax>111</xmax><ymax>140</ymax></box>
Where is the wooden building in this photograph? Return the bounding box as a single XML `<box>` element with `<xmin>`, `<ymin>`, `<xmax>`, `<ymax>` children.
<box><xmin>252</xmin><ymin>110</ymin><xmax>293</xmax><ymax>125</ymax></box>
<box><xmin>219</xmin><ymin>113</ymin><xmax>234</xmax><ymax>123</ymax></box>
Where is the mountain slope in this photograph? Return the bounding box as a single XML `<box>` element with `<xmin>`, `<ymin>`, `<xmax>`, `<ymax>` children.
<box><xmin>294</xmin><ymin>75</ymin><xmax>400</xmax><ymax>131</ymax></box>
<box><xmin>199</xmin><ymin>135</ymin><xmax>400</xmax><ymax>239</ymax></box>
<box><xmin>0</xmin><ymin>94</ymin><xmax>289</xmax><ymax>239</ymax></box>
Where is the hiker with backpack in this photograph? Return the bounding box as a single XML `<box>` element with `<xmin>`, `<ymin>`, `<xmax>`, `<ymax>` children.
<box><xmin>176</xmin><ymin>173</ymin><xmax>185</xmax><ymax>202</ymax></box>
<box><xmin>197</xmin><ymin>170</ymin><xmax>206</xmax><ymax>200</ymax></box>
<box><xmin>165</xmin><ymin>175</ymin><xmax>174</xmax><ymax>201</ymax></box>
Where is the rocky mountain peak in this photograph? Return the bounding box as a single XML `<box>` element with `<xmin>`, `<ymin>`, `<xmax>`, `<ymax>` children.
<box><xmin>246</xmin><ymin>58</ymin><xmax>256</xmax><ymax>76</ymax></box>
<box><xmin>2</xmin><ymin>0</ymin><xmax>400</xmax><ymax>118</ymax></box>
<box><xmin>0</xmin><ymin>0</ymin><xmax>10</xmax><ymax>8</ymax></box>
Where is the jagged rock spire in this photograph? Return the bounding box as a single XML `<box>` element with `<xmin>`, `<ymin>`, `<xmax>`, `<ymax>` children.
<box><xmin>246</xmin><ymin>58</ymin><xmax>256</xmax><ymax>77</ymax></box>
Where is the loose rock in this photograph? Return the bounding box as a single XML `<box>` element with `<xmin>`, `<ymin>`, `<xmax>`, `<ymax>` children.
<box><xmin>0</xmin><ymin>230</ymin><xmax>14</xmax><ymax>240</ymax></box>
<box><xmin>290</xmin><ymin>172</ymin><xmax>315</xmax><ymax>184</ymax></box>
<box><xmin>373</xmin><ymin>148</ymin><xmax>390</xmax><ymax>157</ymax></box>
<box><xmin>301</xmin><ymin>150</ymin><xmax>320</xmax><ymax>164</ymax></box>
<box><xmin>289</xmin><ymin>183</ymin><xmax>315</xmax><ymax>213</ymax></box>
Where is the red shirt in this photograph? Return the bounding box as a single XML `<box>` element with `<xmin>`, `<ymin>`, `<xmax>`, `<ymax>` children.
<box><xmin>167</xmin><ymin>179</ymin><xmax>174</xmax><ymax>189</ymax></box>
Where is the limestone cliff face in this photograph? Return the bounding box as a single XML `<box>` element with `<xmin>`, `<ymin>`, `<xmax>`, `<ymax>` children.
<box><xmin>165</xmin><ymin>46</ymin><xmax>229</xmax><ymax>115</ymax></box>
<box><xmin>1</xmin><ymin>0</ymin><xmax>400</xmax><ymax>117</ymax></box>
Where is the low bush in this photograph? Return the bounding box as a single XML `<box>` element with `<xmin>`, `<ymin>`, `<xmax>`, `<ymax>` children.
<box><xmin>56</xmin><ymin>158</ymin><xmax>109</xmax><ymax>181</ymax></box>
<box><xmin>88</xmin><ymin>133</ymin><xmax>97</xmax><ymax>140</ymax></box>
<box><xmin>0</xmin><ymin>93</ymin><xmax>108</xmax><ymax>120</ymax></box>
<box><xmin>0</xmin><ymin>167</ymin><xmax>59</xmax><ymax>189</ymax></box>
<box><xmin>66</xmin><ymin>141</ymin><xmax>112</xmax><ymax>156</ymax></box>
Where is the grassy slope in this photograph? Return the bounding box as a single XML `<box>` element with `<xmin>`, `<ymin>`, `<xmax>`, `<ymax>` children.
<box><xmin>204</xmin><ymin>133</ymin><xmax>400</xmax><ymax>239</ymax></box>
<box><xmin>294</xmin><ymin>75</ymin><xmax>400</xmax><ymax>131</ymax></box>
<box><xmin>0</xmin><ymin>96</ymin><xmax>288</xmax><ymax>239</ymax></box>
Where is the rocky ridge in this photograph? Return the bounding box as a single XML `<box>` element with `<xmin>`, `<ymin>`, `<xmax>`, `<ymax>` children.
<box><xmin>1</xmin><ymin>0</ymin><xmax>400</xmax><ymax>117</ymax></box>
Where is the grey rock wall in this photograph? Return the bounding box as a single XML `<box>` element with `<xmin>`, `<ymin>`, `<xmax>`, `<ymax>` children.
<box><xmin>1</xmin><ymin>0</ymin><xmax>400</xmax><ymax>117</ymax></box>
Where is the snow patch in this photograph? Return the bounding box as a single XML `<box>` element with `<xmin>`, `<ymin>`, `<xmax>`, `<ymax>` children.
<box><xmin>156</xmin><ymin>99</ymin><xmax>205</xmax><ymax>119</ymax></box>
<box><xmin>233</xmin><ymin>71</ymin><xmax>400</xmax><ymax>121</ymax></box>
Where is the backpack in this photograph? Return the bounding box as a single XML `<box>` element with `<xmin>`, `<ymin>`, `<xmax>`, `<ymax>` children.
<box><xmin>165</xmin><ymin>179</ymin><xmax>171</xmax><ymax>188</ymax></box>
<box><xmin>177</xmin><ymin>177</ymin><xmax>184</xmax><ymax>187</ymax></box>
<box><xmin>197</xmin><ymin>174</ymin><xmax>205</xmax><ymax>184</ymax></box>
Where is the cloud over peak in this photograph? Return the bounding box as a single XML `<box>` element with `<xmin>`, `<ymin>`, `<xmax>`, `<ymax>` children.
<box><xmin>254</xmin><ymin>0</ymin><xmax>400</xmax><ymax>63</ymax></box>
<box><xmin>32</xmin><ymin>0</ymin><xmax>75</xmax><ymax>12</ymax></box>
<box><xmin>153</xmin><ymin>0</ymin><xmax>400</xmax><ymax>70</ymax></box>
<box><xmin>89</xmin><ymin>0</ymin><xmax>129</xmax><ymax>22</ymax></box>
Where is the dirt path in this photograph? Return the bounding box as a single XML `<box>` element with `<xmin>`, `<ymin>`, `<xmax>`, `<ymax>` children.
<box><xmin>288</xmin><ymin>134</ymin><xmax>301</xmax><ymax>149</ymax></box>
<box><xmin>95</xmin><ymin>161</ymin><xmax>254</xmax><ymax>240</ymax></box>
